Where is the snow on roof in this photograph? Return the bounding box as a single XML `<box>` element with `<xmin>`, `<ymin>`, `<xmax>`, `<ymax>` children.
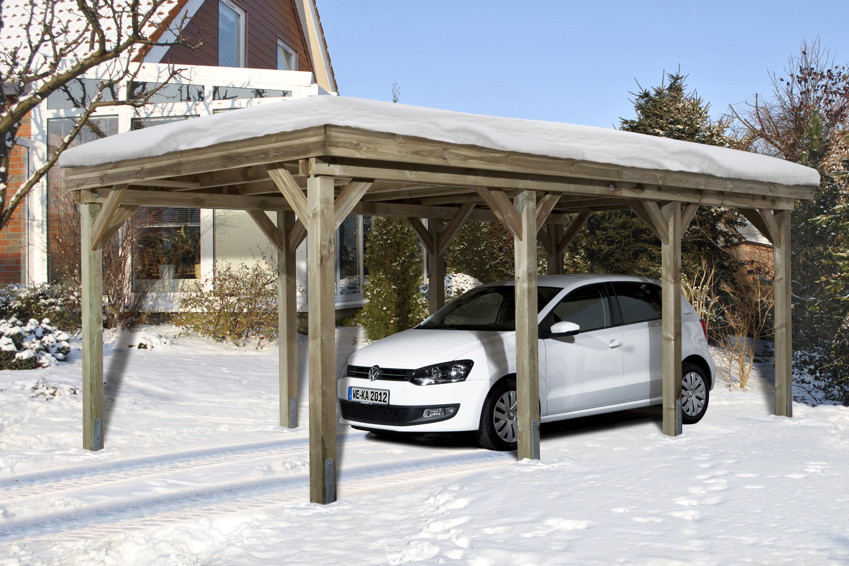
<box><xmin>60</xmin><ymin>96</ymin><xmax>820</xmax><ymax>187</ymax></box>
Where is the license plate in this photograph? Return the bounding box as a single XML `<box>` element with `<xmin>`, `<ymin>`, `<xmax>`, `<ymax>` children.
<box><xmin>347</xmin><ymin>386</ymin><xmax>389</xmax><ymax>405</ymax></box>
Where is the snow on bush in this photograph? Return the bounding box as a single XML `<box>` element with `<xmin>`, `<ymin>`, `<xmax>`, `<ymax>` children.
<box><xmin>420</xmin><ymin>272</ymin><xmax>483</xmax><ymax>301</ymax></box>
<box><xmin>0</xmin><ymin>317</ymin><xmax>71</xmax><ymax>370</ymax></box>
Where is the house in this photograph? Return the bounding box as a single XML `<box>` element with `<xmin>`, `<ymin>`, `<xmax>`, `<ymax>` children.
<box><xmin>1</xmin><ymin>0</ymin><xmax>368</xmax><ymax>313</ymax></box>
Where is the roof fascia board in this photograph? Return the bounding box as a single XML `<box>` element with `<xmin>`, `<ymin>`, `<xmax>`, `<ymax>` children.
<box><xmin>294</xmin><ymin>0</ymin><xmax>337</xmax><ymax>92</ymax></box>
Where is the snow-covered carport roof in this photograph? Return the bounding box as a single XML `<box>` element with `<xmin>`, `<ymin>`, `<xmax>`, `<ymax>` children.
<box><xmin>60</xmin><ymin>95</ymin><xmax>819</xmax><ymax>505</ymax></box>
<box><xmin>60</xmin><ymin>96</ymin><xmax>817</xmax><ymax>213</ymax></box>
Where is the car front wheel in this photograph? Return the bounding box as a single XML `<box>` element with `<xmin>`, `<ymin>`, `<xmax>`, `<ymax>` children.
<box><xmin>681</xmin><ymin>362</ymin><xmax>709</xmax><ymax>424</ymax></box>
<box><xmin>477</xmin><ymin>378</ymin><xmax>518</xmax><ymax>451</ymax></box>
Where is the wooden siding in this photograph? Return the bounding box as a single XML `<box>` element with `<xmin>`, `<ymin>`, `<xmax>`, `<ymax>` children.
<box><xmin>162</xmin><ymin>0</ymin><xmax>314</xmax><ymax>72</ymax></box>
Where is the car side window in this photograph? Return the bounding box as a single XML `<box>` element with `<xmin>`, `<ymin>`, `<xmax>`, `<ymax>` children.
<box><xmin>613</xmin><ymin>282</ymin><xmax>662</xmax><ymax>324</ymax></box>
<box><xmin>544</xmin><ymin>284</ymin><xmax>611</xmax><ymax>333</ymax></box>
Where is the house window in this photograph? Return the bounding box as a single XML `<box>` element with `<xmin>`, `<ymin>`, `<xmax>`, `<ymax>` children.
<box><xmin>131</xmin><ymin>116</ymin><xmax>201</xmax><ymax>289</ymax></box>
<box><xmin>336</xmin><ymin>216</ymin><xmax>370</xmax><ymax>300</ymax></box>
<box><xmin>277</xmin><ymin>41</ymin><xmax>297</xmax><ymax>71</ymax></box>
<box><xmin>45</xmin><ymin>116</ymin><xmax>119</xmax><ymax>283</ymax></box>
<box><xmin>219</xmin><ymin>0</ymin><xmax>245</xmax><ymax>67</ymax></box>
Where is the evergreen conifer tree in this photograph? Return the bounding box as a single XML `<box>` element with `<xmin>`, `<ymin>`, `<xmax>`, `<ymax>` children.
<box><xmin>356</xmin><ymin>217</ymin><xmax>427</xmax><ymax>341</ymax></box>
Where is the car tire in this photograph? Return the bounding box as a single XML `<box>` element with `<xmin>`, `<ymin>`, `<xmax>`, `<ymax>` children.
<box><xmin>681</xmin><ymin>362</ymin><xmax>709</xmax><ymax>424</ymax></box>
<box><xmin>477</xmin><ymin>378</ymin><xmax>518</xmax><ymax>451</ymax></box>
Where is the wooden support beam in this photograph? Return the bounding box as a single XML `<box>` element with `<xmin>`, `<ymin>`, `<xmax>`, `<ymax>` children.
<box><xmin>406</xmin><ymin>217</ymin><xmax>434</xmax><ymax>254</ymax></box>
<box><xmin>557</xmin><ymin>211</ymin><xmax>591</xmax><ymax>252</ymax></box>
<box><xmin>307</xmin><ymin>175</ymin><xmax>337</xmax><ymax>504</ymax></box>
<box><xmin>477</xmin><ymin>187</ymin><xmax>522</xmax><ymax>239</ymax></box>
<box><xmin>661</xmin><ymin>202</ymin><xmax>683</xmax><ymax>437</ymax></box>
<box><xmin>89</xmin><ymin>184</ymin><xmax>127</xmax><ymax>251</ymax></box>
<box><xmin>773</xmin><ymin>209</ymin><xmax>793</xmax><ymax>417</ymax></box>
<box><xmin>247</xmin><ymin>210</ymin><xmax>286</xmax><ymax>256</ymax></box>
<box><xmin>80</xmin><ymin>193</ymin><xmax>104</xmax><ymax>451</ymax></box>
<box><xmin>437</xmin><ymin>203</ymin><xmax>475</xmax><ymax>254</ymax></box>
<box><xmin>514</xmin><ymin>190</ymin><xmax>540</xmax><ymax>460</ymax></box>
<box><xmin>544</xmin><ymin>224</ymin><xmax>561</xmax><ymax>274</ymax></box>
<box><xmin>682</xmin><ymin>203</ymin><xmax>700</xmax><ymax>230</ymax></box>
<box><xmin>288</xmin><ymin>219</ymin><xmax>307</xmax><ymax>254</ymax></box>
<box><xmin>278</xmin><ymin>210</ymin><xmax>299</xmax><ymax>428</ymax></box>
<box><xmin>268</xmin><ymin>164</ymin><xmax>308</xmax><ymax>220</ymax></box>
<box><xmin>427</xmin><ymin>219</ymin><xmax>446</xmax><ymax>314</ymax></box>
<box><xmin>630</xmin><ymin>201</ymin><xmax>669</xmax><ymax>244</ymax></box>
<box><xmin>535</xmin><ymin>194</ymin><xmax>561</xmax><ymax>233</ymax></box>
<box><xmin>334</xmin><ymin>180</ymin><xmax>373</xmax><ymax>230</ymax></box>
<box><xmin>739</xmin><ymin>208</ymin><xmax>779</xmax><ymax>244</ymax></box>
<box><xmin>99</xmin><ymin>205</ymin><xmax>139</xmax><ymax>245</ymax></box>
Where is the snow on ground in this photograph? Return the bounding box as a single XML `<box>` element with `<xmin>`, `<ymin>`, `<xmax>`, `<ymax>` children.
<box><xmin>1</xmin><ymin>327</ymin><xmax>848</xmax><ymax>565</ymax></box>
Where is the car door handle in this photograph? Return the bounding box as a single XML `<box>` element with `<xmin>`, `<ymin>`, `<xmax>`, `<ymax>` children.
<box><xmin>608</xmin><ymin>339</ymin><xmax>622</xmax><ymax>349</ymax></box>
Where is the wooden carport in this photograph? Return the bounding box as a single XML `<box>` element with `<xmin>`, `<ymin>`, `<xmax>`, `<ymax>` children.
<box><xmin>60</xmin><ymin>96</ymin><xmax>819</xmax><ymax>504</ymax></box>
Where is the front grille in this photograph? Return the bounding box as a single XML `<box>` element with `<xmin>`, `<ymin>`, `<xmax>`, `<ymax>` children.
<box><xmin>346</xmin><ymin>365</ymin><xmax>415</xmax><ymax>381</ymax></box>
<box><xmin>340</xmin><ymin>400</ymin><xmax>461</xmax><ymax>426</ymax></box>
<box><xmin>340</xmin><ymin>400</ymin><xmax>417</xmax><ymax>424</ymax></box>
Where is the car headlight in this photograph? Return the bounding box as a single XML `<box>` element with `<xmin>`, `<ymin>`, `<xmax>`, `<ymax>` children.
<box><xmin>411</xmin><ymin>360</ymin><xmax>474</xmax><ymax>386</ymax></box>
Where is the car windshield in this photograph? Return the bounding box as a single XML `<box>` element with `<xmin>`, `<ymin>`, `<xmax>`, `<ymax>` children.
<box><xmin>417</xmin><ymin>286</ymin><xmax>561</xmax><ymax>331</ymax></box>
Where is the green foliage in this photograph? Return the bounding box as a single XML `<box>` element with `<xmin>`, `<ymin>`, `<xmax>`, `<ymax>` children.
<box><xmin>357</xmin><ymin>217</ymin><xmax>427</xmax><ymax>341</ymax></box>
<box><xmin>174</xmin><ymin>260</ymin><xmax>278</xmax><ymax>347</ymax></box>
<box><xmin>620</xmin><ymin>71</ymin><xmax>732</xmax><ymax>146</ymax></box>
<box><xmin>446</xmin><ymin>221</ymin><xmax>514</xmax><ymax>283</ymax></box>
<box><xmin>575</xmin><ymin>70</ymin><xmax>742</xmax><ymax>280</ymax></box>
<box><xmin>732</xmin><ymin>41</ymin><xmax>849</xmax><ymax>404</ymax></box>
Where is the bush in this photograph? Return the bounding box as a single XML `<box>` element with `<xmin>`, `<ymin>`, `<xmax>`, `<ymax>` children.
<box><xmin>174</xmin><ymin>260</ymin><xmax>279</xmax><ymax>347</ymax></box>
<box><xmin>357</xmin><ymin>217</ymin><xmax>428</xmax><ymax>341</ymax></box>
<box><xmin>0</xmin><ymin>317</ymin><xmax>71</xmax><ymax>370</ymax></box>
<box><xmin>0</xmin><ymin>283</ymin><xmax>81</xmax><ymax>332</ymax></box>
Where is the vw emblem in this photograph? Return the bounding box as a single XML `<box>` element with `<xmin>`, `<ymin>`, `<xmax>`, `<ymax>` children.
<box><xmin>368</xmin><ymin>365</ymin><xmax>381</xmax><ymax>381</ymax></box>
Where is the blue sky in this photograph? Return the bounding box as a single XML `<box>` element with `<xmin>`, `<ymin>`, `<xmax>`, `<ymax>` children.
<box><xmin>319</xmin><ymin>0</ymin><xmax>849</xmax><ymax>129</ymax></box>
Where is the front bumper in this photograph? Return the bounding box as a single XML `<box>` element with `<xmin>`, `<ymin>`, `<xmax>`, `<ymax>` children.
<box><xmin>337</xmin><ymin>376</ymin><xmax>490</xmax><ymax>433</ymax></box>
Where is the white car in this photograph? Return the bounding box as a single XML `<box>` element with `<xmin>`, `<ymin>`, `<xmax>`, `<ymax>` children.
<box><xmin>339</xmin><ymin>274</ymin><xmax>715</xmax><ymax>450</ymax></box>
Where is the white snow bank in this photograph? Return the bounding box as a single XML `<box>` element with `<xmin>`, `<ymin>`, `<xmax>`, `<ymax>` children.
<box><xmin>59</xmin><ymin>96</ymin><xmax>820</xmax><ymax>187</ymax></box>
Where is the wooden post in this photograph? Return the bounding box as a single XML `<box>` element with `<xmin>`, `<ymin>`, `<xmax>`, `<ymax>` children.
<box><xmin>514</xmin><ymin>190</ymin><xmax>540</xmax><ymax>460</ymax></box>
<box><xmin>427</xmin><ymin>218</ymin><xmax>446</xmax><ymax>313</ymax></box>
<box><xmin>661</xmin><ymin>202</ymin><xmax>683</xmax><ymax>437</ymax></box>
<box><xmin>773</xmin><ymin>209</ymin><xmax>793</xmax><ymax>417</ymax></box>
<box><xmin>545</xmin><ymin>224</ymin><xmax>564</xmax><ymax>275</ymax></box>
<box><xmin>278</xmin><ymin>210</ymin><xmax>299</xmax><ymax>428</ymax></box>
<box><xmin>80</xmin><ymin>194</ymin><xmax>104</xmax><ymax>451</ymax></box>
<box><xmin>307</xmin><ymin>175</ymin><xmax>337</xmax><ymax>504</ymax></box>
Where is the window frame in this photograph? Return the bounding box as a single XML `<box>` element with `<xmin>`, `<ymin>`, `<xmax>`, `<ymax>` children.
<box><xmin>277</xmin><ymin>40</ymin><xmax>298</xmax><ymax>71</ymax></box>
<box><xmin>219</xmin><ymin>0</ymin><xmax>246</xmax><ymax>68</ymax></box>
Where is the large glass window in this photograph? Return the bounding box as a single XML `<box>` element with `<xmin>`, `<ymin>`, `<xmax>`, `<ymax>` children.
<box><xmin>337</xmin><ymin>215</ymin><xmax>361</xmax><ymax>297</ymax></box>
<box><xmin>212</xmin><ymin>86</ymin><xmax>291</xmax><ymax>100</ymax></box>
<box><xmin>128</xmin><ymin>81</ymin><xmax>205</xmax><ymax>103</ymax></box>
<box><xmin>219</xmin><ymin>0</ymin><xmax>245</xmax><ymax>67</ymax></box>
<box><xmin>130</xmin><ymin>116</ymin><xmax>201</xmax><ymax>289</ymax></box>
<box><xmin>46</xmin><ymin>78</ymin><xmax>117</xmax><ymax>109</ymax></box>
<box><xmin>46</xmin><ymin>116</ymin><xmax>119</xmax><ymax>282</ymax></box>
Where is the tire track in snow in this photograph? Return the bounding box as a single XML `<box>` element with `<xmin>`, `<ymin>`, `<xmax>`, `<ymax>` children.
<box><xmin>0</xmin><ymin>449</ymin><xmax>512</xmax><ymax>543</ymax></box>
<box><xmin>0</xmin><ymin>435</ymin><xmax>363</xmax><ymax>501</ymax></box>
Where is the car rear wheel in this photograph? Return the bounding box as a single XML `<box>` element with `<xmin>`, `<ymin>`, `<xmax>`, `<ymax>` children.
<box><xmin>477</xmin><ymin>378</ymin><xmax>518</xmax><ymax>451</ymax></box>
<box><xmin>681</xmin><ymin>362</ymin><xmax>709</xmax><ymax>424</ymax></box>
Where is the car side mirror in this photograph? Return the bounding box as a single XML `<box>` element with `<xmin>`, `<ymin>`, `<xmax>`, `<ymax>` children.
<box><xmin>549</xmin><ymin>321</ymin><xmax>580</xmax><ymax>337</ymax></box>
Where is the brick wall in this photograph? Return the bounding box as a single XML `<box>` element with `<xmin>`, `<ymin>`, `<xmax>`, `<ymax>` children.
<box><xmin>0</xmin><ymin>115</ymin><xmax>30</xmax><ymax>285</ymax></box>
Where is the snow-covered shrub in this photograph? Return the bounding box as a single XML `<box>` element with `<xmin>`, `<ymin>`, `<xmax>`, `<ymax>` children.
<box><xmin>0</xmin><ymin>283</ymin><xmax>81</xmax><ymax>333</ymax></box>
<box><xmin>174</xmin><ymin>260</ymin><xmax>278</xmax><ymax>347</ymax></box>
<box><xmin>0</xmin><ymin>317</ymin><xmax>72</xmax><ymax>370</ymax></box>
